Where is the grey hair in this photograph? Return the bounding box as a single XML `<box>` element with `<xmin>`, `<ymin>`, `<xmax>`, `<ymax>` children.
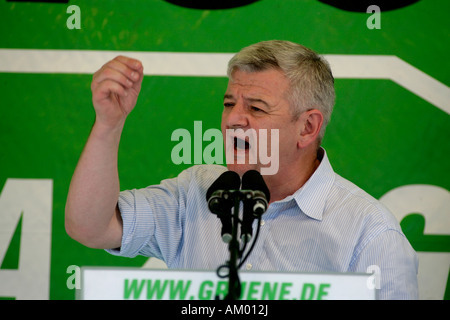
<box><xmin>227</xmin><ymin>40</ymin><xmax>335</xmax><ymax>141</ymax></box>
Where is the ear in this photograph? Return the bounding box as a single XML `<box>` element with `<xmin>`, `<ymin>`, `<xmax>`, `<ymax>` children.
<box><xmin>297</xmin><ymin>109</ymin><xmax>323</xmax><ymax>149</ymax></box>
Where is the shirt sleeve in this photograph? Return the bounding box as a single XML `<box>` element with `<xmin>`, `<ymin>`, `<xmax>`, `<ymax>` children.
<box><xmin>349</xmin><ymin>228</ymin><xmax>419</xmax><ymax>299</ymax></box>
<box><xmin>105</xmin><ymin>165</ymin><xmax>226</xmax><ymax>266</ymax></box>
<box><xmin>105</xmin><ymin>168</ymin><xmax>193</xmax><ymax>262</ymax></box>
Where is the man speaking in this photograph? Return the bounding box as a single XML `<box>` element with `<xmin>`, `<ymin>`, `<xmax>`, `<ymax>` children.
<box><xmin>65</xmin><ymin>40</ymin><xmax>418</xmax><ymax>299</ymax></box>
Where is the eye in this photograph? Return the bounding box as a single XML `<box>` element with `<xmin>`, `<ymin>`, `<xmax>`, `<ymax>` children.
<box><xmin>250</xmin><ymin>106</ymin><xmax>263</xmax><ymax>112</ymax></box>
<box><xmin>223</xmin><ymin>102</ymin><xmax>235</xmax><ymax>108</ymax></box>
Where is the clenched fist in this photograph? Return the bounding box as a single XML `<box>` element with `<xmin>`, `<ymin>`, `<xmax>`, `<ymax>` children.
<box><xmin>91</xmin><ymin>56</ymin><xmax>144</xmax><ymax>128</ymax></box>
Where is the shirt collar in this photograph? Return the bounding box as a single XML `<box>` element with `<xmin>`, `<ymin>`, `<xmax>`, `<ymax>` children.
<box><xmin>275</xmin><ymin>147</ymin><xmax>335</xmax><ymax>221</ymax></box>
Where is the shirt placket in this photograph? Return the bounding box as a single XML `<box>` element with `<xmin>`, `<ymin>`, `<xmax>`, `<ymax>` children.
<box><xmin>239</xmin><ymin>207</ymin><xmax>275</xmax><ymax>271</ymax></box>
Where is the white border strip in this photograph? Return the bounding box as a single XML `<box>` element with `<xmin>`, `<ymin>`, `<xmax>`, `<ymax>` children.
<box><xmin>327</xmin><ymin>55</ymin><xmax>450</xmax><ymax>114</ymax></box>
<box><xmin>0</xmin><ymin>49</ymin><xmax>232</xmax><ymax>77</ymax></box>
<box><xmin>0</xmin><ymin>49</ymin><xmax>449</xmax><ymax>114</ymax></box>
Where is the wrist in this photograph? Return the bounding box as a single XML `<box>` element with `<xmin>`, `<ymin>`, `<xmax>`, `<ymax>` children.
<box><xmin>91</xmin><ymin>118</ymin><xmax>125</xmax><ymax>141</ymax></box>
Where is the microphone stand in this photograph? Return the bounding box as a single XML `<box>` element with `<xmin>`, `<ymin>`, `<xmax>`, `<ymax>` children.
<box><xmin>225</xmin><ymin>193</ymin><xmax>242</xmax><ymax>300</ymax></box>
<box><xmin>208</xmin><ymin>170</ymin><xmax>268</xmax><ymax>300</ymax></box>
<box><xmin>213</xmin><ymin>191</ymin><xmax>266</xmax><ymax>300</ymax></box>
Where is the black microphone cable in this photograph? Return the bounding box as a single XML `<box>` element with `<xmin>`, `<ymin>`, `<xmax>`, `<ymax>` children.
<box><xmin>238</xmin><ymin>170</ymin><xmax>270</xmax><ymax>269</ymax></box>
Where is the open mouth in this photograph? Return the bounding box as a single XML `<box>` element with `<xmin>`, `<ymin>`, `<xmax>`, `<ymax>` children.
<box><xmin>234</xmin><ymin>137</ymin><xmax>250</xmax><ymax>151</ymax></box>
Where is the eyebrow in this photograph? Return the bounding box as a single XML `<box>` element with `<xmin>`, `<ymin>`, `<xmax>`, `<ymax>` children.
<box><xmin>247</xmin><ymin>97</ymin><xmax>270</xmax><ymax>108</ymax></box>
<box><xmin>223</xmin><ymin>94</ymin><xmax>234</xmax><ymax>100</ymax></box>
<box><xmin>223</xmin><ymin>94</ymin><xmax>271</xmax><ymax>108</ymax></box>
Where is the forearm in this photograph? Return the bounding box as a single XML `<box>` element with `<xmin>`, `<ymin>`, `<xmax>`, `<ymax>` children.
<box><xmin>66</xmin><ymin>55</ymin><xmax>143</xmax><ymax>248</ymax></box>
<box><xmin>65</xmin><ymin>120</ymin><xmax>124</xmax><ymax>248</ymax></box>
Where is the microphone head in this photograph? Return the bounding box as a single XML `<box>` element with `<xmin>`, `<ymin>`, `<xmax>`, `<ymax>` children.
<box><xmin>206</xmin><ymin>170</ymin><xmax>241</xmax><ymax>201</ymax></box>
<box><xmin>206</xmin><ymin>171</ymin><xmax>239</xmax><ymax>243</ymax></box>
<box><xmin>241</xmin><ymin>170</ymin><xmax>270</xmax><ymax>203</ymax></box>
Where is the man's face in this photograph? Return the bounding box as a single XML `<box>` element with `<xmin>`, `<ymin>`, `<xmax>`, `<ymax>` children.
<box><xmin>221</xmin><ymin>68</ymin><xmax>301</xmax><ymax>176</ymax></box>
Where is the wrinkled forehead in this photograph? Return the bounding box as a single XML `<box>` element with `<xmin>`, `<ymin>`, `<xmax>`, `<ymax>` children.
<box><xmin>226</xmin><ymin>68</ymin><xmax>290</xmax><ymax>97</ymax></box>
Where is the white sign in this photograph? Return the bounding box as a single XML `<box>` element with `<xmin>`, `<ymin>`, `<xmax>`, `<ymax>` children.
<box><xmin>78</xmin><ymin>267</ymin><xmax>376</xmax><ymax>300</ymax></box>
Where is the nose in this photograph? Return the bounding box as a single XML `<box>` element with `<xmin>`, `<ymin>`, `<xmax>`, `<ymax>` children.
<box><xmin>223</xmin><ymin>100</ymin><xmax>249</xmax><ymax>129</ymax></box>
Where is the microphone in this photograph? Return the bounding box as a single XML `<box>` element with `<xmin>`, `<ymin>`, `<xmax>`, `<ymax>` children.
<box><xmin>206</xmin><ymin>171</ymin><xmax>241</xmax><ymax>243</ymax></box>
<box><xmin>240</xmin><ymin>170</ymin><xmax>270</xmax><ymax>242</ymax></box>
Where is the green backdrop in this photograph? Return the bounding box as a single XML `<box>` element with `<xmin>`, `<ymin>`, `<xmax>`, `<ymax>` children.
<box><xmin>0</xmin><ymin>0</ymin><xmax>448</xmax><ymax>300</ymax></box>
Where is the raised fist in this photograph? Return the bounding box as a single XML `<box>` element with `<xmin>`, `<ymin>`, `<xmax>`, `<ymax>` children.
<box><xmin>91</xmin><ymin>55</ymin><xmax>144</xmax><ymax>128</ymax></box>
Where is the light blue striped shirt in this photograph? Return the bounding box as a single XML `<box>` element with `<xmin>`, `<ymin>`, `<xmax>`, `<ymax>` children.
<box><xmin>107</xmin><ymin>148</ymin><xmax>418</xmax><ymax>299</ymax></box>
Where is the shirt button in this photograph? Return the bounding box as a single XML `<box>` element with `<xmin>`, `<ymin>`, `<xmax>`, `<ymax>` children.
<box><xmin>246</xmin><ymin>263</ymin><xmax>252</xmax><ymax>270</ymax></box>
<box><xmin>260</xmin><ymin>220</ymin><xmax>265</xmax><ymax>226</ymax></box>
